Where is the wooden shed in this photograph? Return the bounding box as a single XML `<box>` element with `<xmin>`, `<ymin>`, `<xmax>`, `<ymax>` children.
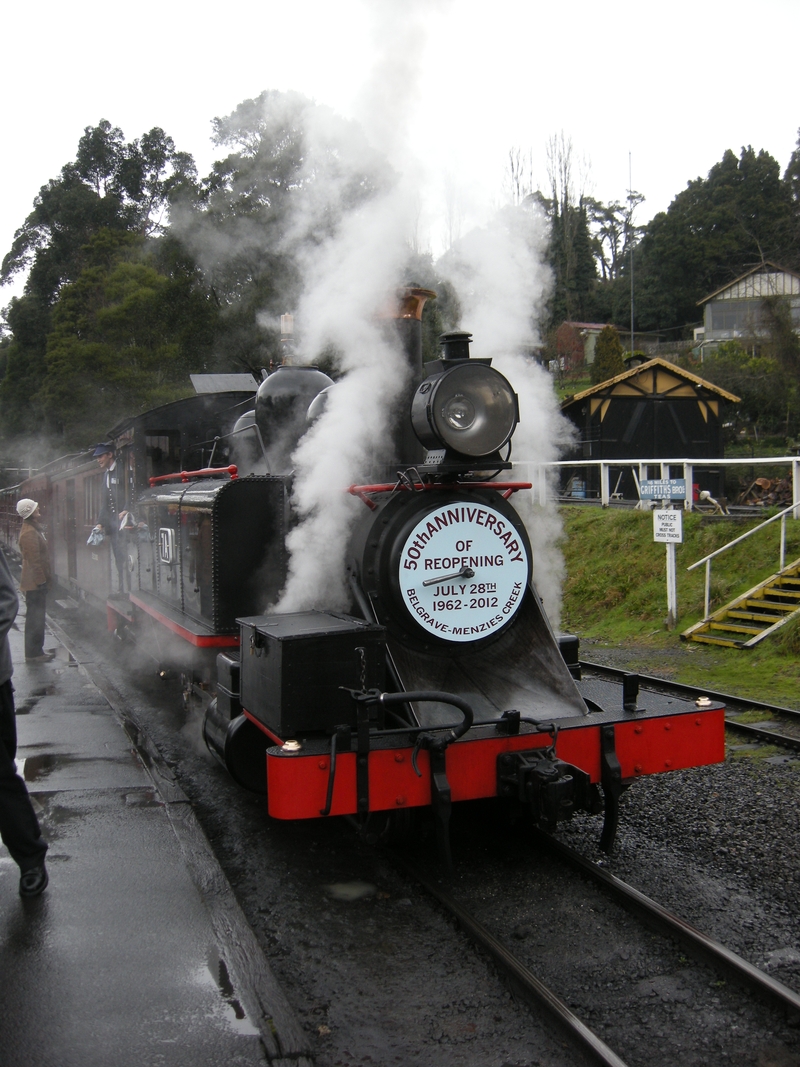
<box><xmin>560</xmin><ymin>358</ymin><xmax>739</xmax><ymax>498</ymax></box>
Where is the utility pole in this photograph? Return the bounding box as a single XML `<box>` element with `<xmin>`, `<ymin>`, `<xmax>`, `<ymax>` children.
<box><xmin>629</xmin><ymin>152</ymin><xmax>634</xmax><ymax>356</ymax></box>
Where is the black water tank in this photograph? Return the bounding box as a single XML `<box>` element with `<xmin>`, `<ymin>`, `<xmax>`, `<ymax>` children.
<box><xmin>254</xmin><ymin>366</ymin><xmax>334</xmax><ymax>474</ymax></box>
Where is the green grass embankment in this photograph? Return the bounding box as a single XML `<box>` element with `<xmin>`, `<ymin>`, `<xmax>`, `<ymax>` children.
<box><xmin>559</xmin><ymin>505</ymin><xmax>800</xmax><ymax>707</ymax></box>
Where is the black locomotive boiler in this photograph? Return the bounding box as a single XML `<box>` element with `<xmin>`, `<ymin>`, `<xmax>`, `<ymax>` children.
<box><xmin>1</xmin><ymin>289</ymin><xmax>725</xmax><ymax>859</ymax></box>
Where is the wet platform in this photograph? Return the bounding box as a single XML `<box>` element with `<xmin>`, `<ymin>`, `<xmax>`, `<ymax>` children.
<box><xmin>0</xmin><ymin>608</ymin><xmax>312</xmax><ymax>1067</ymax></box>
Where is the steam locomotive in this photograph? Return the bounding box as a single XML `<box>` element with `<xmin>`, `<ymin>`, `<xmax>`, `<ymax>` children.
<box><xmin>0</xmin><ymin>289</ymin><xmax>725</xmax><ymax>861</ymax></box>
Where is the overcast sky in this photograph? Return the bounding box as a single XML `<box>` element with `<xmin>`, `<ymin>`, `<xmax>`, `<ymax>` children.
<box><xmin>3</xmin><ymin>0</ymin><xmax>798</xmax><ymax>305</ymax></box>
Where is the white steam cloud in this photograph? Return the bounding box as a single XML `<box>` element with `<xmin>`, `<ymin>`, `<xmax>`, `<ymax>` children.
<box><xmin>436</xmin><ymin>204</ymin><xmax>575</xmax><ymax>627</ymax></box>
<box><xmin>181</xmin><ymin>0</ymin><xmax>576</xmax><ymax>625</ymax></box>
<box><xmin>275</xmin><ymin>0</ymin><xmax>444</xmax><ymax>612</ymax></box>
<box><xmin>275</xmin><ymin>211</ymin><xmax>414</xmax><ymax>611</ymax></box>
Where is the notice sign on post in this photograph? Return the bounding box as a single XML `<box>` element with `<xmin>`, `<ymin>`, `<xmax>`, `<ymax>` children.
<box><xmin>653</xmin><ymin>509</ymin><xmax>683</xmax><ymax>543</ymax></box>
<box><xmin>653</xmin><ymin>509</ymin><xmax>682</xmax><ymax>629</ymax></box>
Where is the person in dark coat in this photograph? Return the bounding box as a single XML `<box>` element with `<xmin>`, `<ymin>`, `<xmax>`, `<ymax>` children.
<box><xmin>0</xmin><ymin>544</ymin><xmax>49</xmax><ymax>896</ymax></box>
<box><xmin>92</xmin><ymin>443</ymin><xmax>130</xmax><ymax>593</ymax></box>
<box><xmin>17</xmin><ymin>499</ymin><xmax>55</xmax><ymax>663</ymax></box>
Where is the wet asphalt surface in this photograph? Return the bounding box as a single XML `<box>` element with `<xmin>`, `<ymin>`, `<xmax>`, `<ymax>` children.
<box><xmin>49</xmin><ymin>601</ymin><xmax>800</xmax><ymax>1067</ymax></box>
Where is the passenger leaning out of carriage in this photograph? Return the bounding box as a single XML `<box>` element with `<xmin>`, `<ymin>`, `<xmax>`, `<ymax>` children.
<box><xmin>92</xmin><ymin>443</ymin><xmax>130</xmax><ymax>593</ymax></box>
<box><xmin>16</xmin><ymin>499</ymin><xmax>55</xmax><ymax>663</ymax></box>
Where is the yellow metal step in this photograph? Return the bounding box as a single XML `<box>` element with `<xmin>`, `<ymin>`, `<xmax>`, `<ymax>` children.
<box><xmin>744</xmin><ymin>599</ymin><xmax>796</xmax><ymax>613</ymax></box>
<box><xmin>727</xmin><ymin>610</ymin><xmax>784</xmax><ymax>624</ymax></box>
<box><xmin>690</xmin><ymin>634</ymin><xmax>744</xmax><ymax>648</ymax></box>
<box><xmin>709</xmin><ymin>622</ymin><xmax>763</xmax><ymax>635</ymax></box>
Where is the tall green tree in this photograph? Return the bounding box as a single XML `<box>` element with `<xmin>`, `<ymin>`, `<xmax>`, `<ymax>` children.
<box><xmin>591</xmin><ymin>324</ymin><xmax>625</xmax><ymax>384</ymax></box>
<box><xmin>785</xmin><ymin>128</ymin><xmax>800</xmax><ymax>255</ymax></box>
<box><xmin>2</xmin><ymin>121</ymin><xmax>197</xmax><ymax>304</ymax></box>
<box><xmin>0</xmin><ymin>121</ymin><xmax>198</xmax><ymax>446</ymax></box>
<box><xmin>540</xmin><ymin>134</ymin><xmax>597</xmax><ymax>325</ymax></box>
<box><xmin>633</xmin><ymin>146</ymin><xmax>797</xmax><ymax>333</ymax></box>
<box><xmin>172</xmin><ymin>91</ymin><xmax>392</xmax><ymax>372</ymax></box>
<box><xmin>37</xmin><ymin>230</ymin><xmax>217</xmax><ymax>444</ymax></box>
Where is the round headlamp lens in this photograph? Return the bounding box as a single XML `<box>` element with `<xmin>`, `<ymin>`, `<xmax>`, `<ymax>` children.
<box><xmin>428</xmin><ymin>363</ymin><xmax>517</xmax><ymax>456</ymax></box>
<box><xmin>442</xmin><ymin>394</ymin><xmax>476</xmax><ymax>431</ymax></box>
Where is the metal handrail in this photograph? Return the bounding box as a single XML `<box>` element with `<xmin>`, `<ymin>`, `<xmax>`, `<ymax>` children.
<box><xmin>510</xmin><ymin>455</ymin><xmax>800</xmax><ymax>511</ymax></box>
<box><xmin>687</xmin><ymin>501</ymin><xmax>800</xmax><ymax>619</ymax></box>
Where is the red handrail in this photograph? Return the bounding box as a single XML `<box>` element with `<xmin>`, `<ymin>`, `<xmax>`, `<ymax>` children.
<box><xmin>348</xmin><ymin>480</ymin><xmax>532</xmax><ymax>510</ymax></box>
<box><xmin>149</xmin><ymin>465</ymin><xmax>238</xmax><ymax>487</ymax></box>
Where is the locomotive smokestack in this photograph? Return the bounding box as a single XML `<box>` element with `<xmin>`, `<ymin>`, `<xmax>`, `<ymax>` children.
<box><xmin>440</xmin><ymin>330</ymin><xmax>472</xmax><ymax>361</ymax></box>
<box><xmin>387</xmin><ymin>286</ymin><xmax>436</xmax><ymax>466</ymax></box>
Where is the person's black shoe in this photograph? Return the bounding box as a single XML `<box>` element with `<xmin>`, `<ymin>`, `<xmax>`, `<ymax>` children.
<box><xmin>19</xmin><ymin>863</ymin><xmax>48</xmax><ymax>898</ymax></box>
<box><xmin>25</xmin><ymin>653</ymin><xmax>54</xmax><ymax>663</ymax></box>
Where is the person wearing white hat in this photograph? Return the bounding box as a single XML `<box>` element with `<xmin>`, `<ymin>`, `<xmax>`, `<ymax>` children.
<box><xmin>16</xmin><ymin>499</ymin><xmax>55</xmax><ymax>663</ymax></box>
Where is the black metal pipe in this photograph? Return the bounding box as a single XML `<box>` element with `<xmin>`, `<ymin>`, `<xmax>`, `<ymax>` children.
<box><xmin>372</xmin><ymin>689</ymin><xmax>473</xmax><ymax>742</ymax></box>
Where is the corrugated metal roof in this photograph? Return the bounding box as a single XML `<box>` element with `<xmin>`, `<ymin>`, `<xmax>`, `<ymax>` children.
<box><xmin>190</xmin><ymin>374</ymin><xmax>259</xmax><ymax>394</ymax></box>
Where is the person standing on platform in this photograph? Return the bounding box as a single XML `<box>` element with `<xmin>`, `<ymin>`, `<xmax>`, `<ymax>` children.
<box><xmin>92</xmin><ymin>443</ymin><xmax>129</xmax><ymax>593</ymax></box>
<box><xmin>0</xmin><ymin>544</ymin><xmax>49</xmax><ymax>896</ymax></box>
<box><xmin>16</xmin><ymin>499</ymin><xmax>55</xmax><ymax>663</ymax></box>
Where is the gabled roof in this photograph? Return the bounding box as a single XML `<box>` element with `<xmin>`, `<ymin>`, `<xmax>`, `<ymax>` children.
<box><xmin>561</xmin><ymin>357</ymin><xmax>740</xmax><ymax>408</ymax></box>
<box><xmin>562</xmin><ymin>321</ymin><xmax>614</xmax><ymax>332</ymax></box>
<box><xmin>698</xmin><ymin>263</ymin><xmax>800</xmax><ymax>306</ymax></box>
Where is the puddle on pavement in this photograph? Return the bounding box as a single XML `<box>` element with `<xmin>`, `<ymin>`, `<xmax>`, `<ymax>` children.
<box><xmin>16</xmin><ymin>686</ymin><xmax>56</xmax><ymax>713</ymax></box>
<box><xmin>18</xmin><ymin>753</ymin><xmax>77</xmax><ymax>782</ymax></box>
<box><xmin>15</xmin><ymin>698</ymin><xmax>40</xmax><ymax>715</ymax></box>
<box><xmin>191</xmin><ymin>946</ymin><xmax>260</xmax><ymax>1037</ymax></box>
<box><xmin>325</xmin><ymin>881</ymin><xmax>378</xmax><ymax>902</ymax></box>
<box><xmin>17</xmin><ymin>754</ymin><xmax>56</xmax><ymax>781</ymax></box>
<box><xmin>124</xmin><ymin>789</ymin><xmax>160</xmax><ymax>807</ymax></box>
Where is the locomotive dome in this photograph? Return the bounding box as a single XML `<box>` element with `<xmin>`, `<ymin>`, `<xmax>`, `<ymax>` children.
<box><xmin>254</xmin><ymin>364</ymin><xmax>334</xmax><ymax>474</ymax></box>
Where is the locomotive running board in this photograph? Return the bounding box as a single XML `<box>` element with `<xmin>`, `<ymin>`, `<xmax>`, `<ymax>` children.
<box><xmin>128</xmin><ymin>591</ymin><xmax>240</xmax><ymax>648</ymax></box>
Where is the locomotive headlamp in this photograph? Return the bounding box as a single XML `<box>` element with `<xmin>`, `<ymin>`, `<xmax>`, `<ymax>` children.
<box><xmin>411</xmin><ymin>361</ymin><xmax>519</xmax><ymax>458</ymax></box>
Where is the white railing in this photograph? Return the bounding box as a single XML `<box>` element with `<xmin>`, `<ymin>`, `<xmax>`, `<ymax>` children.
<box><xmin>686</xmin><ymin>500</ymin><xmax>800</xmax><ymax>619</ymax></box>
<box><xmin>510</xmin><ymin>456</ymin><xmax>800</xmax><ymax>513</ymax></box>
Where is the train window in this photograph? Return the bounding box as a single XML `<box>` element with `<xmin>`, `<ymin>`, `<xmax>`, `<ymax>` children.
<box><xmin>146</xmin><ymin>433</ymin><xmax>180</xmax><ymax>482</ymax></box>
<box><xmin>84</xmin><ymin>474</ymin><xmax>102</xmax><ymax>527</ymax></box>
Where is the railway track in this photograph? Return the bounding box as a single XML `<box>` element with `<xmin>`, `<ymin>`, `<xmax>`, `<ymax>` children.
<box><xmin>395</xmin><ymin>830</ymin><xmax>800</xmax><ymax>1067</ymax></box>
<box><xmin>582</xmin><ymin>660</ymin><xmax>800</xmax><ymax>754</ymax></box>
<box><xmin>45</xmin><ymin>605</ymin><xmax>800</xmax><ymax>1065</ymax></box>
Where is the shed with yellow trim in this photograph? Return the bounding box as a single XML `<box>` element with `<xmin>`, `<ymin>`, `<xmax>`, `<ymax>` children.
<box><xmin>560</xmin><ymin>358</ymin><xmax>739</xmax><ymax>499</ymax></box>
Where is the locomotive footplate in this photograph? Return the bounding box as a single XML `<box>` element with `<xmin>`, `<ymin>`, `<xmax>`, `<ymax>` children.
<box><xmin>260</xmin><ymin>695</ymin><xmax>725</xmax><ymax>823</ymax></box>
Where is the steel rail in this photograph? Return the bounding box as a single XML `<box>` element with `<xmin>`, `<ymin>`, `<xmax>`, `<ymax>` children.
<box><xmin>581</xmin><ymin>660</ymin><xmax>800</xmax><ymax>753</ymax></box>
<box><xmin>393</xmin><ymin>855</ymin><xmax>632</xmax><ymax>1067</ymax></box>
<box><xmin>535</xmin><ymin>832</ymin><xmax>800</xmax><ymax>1018</ymax></box>
<box><xmin>580</xmin><ymin>659</ymin><xmax>800</xmax><ymax>720</ymax></box>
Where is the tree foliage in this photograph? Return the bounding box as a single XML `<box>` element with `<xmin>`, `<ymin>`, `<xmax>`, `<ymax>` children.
<box><xmin>633</xmin><ymin>146</ymin><xmax>797</xmax><ymax>332</ymax></box>
<box><xmin>591</xmin><ymin>324</ymin><xmax>625</xmax><ymax>384</ymax></box>
<box><xmin>2</xmin><ymin>120</ymin><xmax>197</xmax><ymax>305</ymax></box>
<box><xmin>172</xmin><ymin>90</ymin><xmax>393</xmax><ymax>373</ymax></box>
<box><xmin>36</xmin><ymin>230</ymin><xmax>216</xmax><ymax>444</ymax></box>
<box><xmin>0</xmin><ymin>121</ymin><xmax>200</xmax><ymax>450</ymax></box>
<box><xmin>700</xmin><ymin>339</ymin><xmax>796</xmax><ymax>437</ymax></box>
